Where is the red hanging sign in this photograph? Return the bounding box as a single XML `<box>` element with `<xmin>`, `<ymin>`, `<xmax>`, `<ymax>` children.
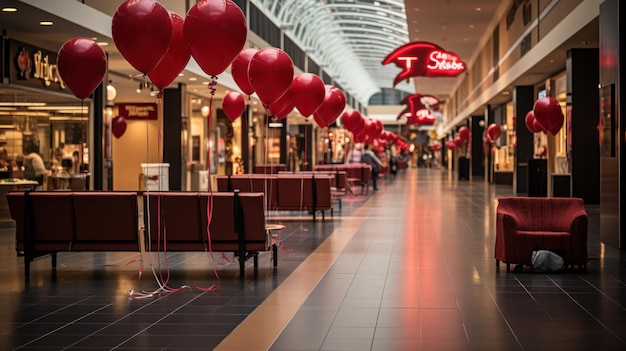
<box><xmin>382</xmin><ymin>41</ymin><xmax>466</xmax><ymax>86</ymax></box>
<box><xmin>117</xmin><ymin>103</ymin><xmax>158</xmax><ymax>120</ymax></box>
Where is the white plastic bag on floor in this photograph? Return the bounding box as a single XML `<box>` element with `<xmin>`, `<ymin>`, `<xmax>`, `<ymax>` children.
<box><xmin>531</xmin><ymin>250</ymin><xmax>565</xmax><ymax>272</ymax></box>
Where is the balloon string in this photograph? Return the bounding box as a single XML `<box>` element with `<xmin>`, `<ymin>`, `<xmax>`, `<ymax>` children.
<box><xmin>80</xmin><ymin>99</ymin><xmax>85</xmax><ymax>178</ymax></box>
<box><xmin>206</xmin><ymin>76</ymin><xmax>218</xmax><ymax>280</ymax></box>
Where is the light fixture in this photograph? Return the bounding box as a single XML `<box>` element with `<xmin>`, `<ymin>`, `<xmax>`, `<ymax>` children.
<box><xmin>2</xmin><ymin>7</ymin><xmax>17</xmax><ymax>12</ymax></box>
<box><xmin>39</xmin><ymin>21</ymin><xmax>53</xmax><ymax>26</ymax></box>
<box><xmin>200</xmin><ymin>105</ymin><xmax>210</xmax><ymax>117</ymax></box>
<box><xmin>106</xmin><ymin>81</ymin><xmax>117</xmax><ymax>102</ymax></box>
<box><xmin>0</xmin><ymin>102</ymin><xmax>46</xmax><ymax>106</ymax></box>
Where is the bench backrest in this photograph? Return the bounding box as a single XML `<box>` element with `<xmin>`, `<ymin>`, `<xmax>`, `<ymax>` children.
<box><xmin>497</xmin><ymin>197</ymin><xmax>586</xmax><ymax>231</ymax></box>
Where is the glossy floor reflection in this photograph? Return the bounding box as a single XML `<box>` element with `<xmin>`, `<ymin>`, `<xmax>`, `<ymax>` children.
<box><xmin>0</xmin><ymin>168</ymin><xmax>625</xmax><ymax>351</ymax></box>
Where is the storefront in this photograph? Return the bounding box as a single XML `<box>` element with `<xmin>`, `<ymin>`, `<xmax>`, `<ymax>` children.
<box><xmin>0</xmin><ymin>37</ymin><xmax>91</xmax><ymax>189</ymax></box>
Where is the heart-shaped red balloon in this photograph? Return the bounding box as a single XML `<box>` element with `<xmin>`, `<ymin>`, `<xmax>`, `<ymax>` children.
<box><xmin>57</xmin><ymin>38</ymin><xmax>107</xmax><ymax>100</ymax></box>
<box><xmin>533</xmin><ymin>96</ymin><xmax>564</xmax><ymax>135</ymax></box>
<box><xmin>222</xmin><ymin>91</ymin><xmax>245</xmax><ymax>121</ymax></box>
<box><xmin>148</xmin><ymin>12</ymin><xmax>191</xmax><ymax>89</ymax></box>
<box><xmin>184</xmin><ymin>0</ymin><xmax>247</xmax><ymax>76</ymax></box>
<box><xmin>112</xmin><ymin>0</ymin><xmax>172</xmax><ymax>74</ymax></box>
<box><xmin>248</xmin><ymin>48</ymin><xmax>294</xmax><ymax>105</ymax></box>
<box><xmin>112</xmin><ymin>116</ymin><xmax>127</xmax><ymax>138</ymax></box>
<box><xmin>291</xmin><ymin>73</ymin><xmax>326</xmax><ymax>117</ymax></box>
<box><xmin>458</xmin><ymin>126</ymin><xmax>470</xmax><ymax>141</ymax></box>
<box><xmin>486</xmin><ymin>123</ymin><xmax>501</xmax><ymax>141</ymax></box>
<box><xmin>231</xmin><ymin>48</ymin><xmax>257</xmax><ymax>95</ymax></box>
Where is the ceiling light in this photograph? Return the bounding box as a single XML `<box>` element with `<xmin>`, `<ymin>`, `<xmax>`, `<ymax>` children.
<box><xmin>189</xmin><ymin>77</ymin><xmax>197</xmax><ymax>81</ymax></box>
<box><xmin>476</xmin><ymin>7</ymin><xmax>482</xmax><ymax>11</ymax></box>
<box><xmin>96</xmin><ymin>42</ymin><xmax>109</xmax><ymax>46</ymax></box>
<box><xmin>0</xmin><ymin>102</ymin><xmax>46</xmax><ymax>106</ymax></box>
<box><xmin>178</xmin><ymin>73</ymin><xmax>184</xmax><ymax>77</ymax></box>
<box><xmin>469</xmin><ymin>24</ymin><xmax>475</xmax><ymax>29</ymax></box>
<box><xmin>2</xmin><ymin>7</ymin><xmax>18</xmax><ymax>12</ymax></box>
<box><xmin>39</xmin><ymin>21</ymin><xmax>53</xmax><ymax>26</ymax></box>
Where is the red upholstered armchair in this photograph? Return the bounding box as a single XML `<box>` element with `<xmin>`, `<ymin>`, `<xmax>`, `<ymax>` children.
<box><xmin>495</xmin><ymin>197</ymin><xmax>588</xmax><ymax>272</ymax></box>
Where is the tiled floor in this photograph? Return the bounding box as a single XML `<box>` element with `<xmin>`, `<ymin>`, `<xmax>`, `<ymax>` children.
<box><xmin>1</xmin><ymin>168</ymin><xmax>625</xmax><ymax>351</ymax></box>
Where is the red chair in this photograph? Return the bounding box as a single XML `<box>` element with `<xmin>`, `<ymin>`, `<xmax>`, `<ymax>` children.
<box><xmin>495</xmin><ymin>197</ymin><xmax>588</xmax><ymax>272</ymax></box>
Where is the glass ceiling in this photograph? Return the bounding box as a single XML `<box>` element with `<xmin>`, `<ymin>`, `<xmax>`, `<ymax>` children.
<box><xmin>252</xmin><ymin>0</ymin><xmax>414</xmax><ymax>106</ymax></box>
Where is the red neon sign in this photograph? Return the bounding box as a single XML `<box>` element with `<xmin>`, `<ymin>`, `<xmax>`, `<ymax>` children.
<box><xmin>382</xmin><ymin>42</ymin><xmax>466</xmax><ymax>86</ymax></box>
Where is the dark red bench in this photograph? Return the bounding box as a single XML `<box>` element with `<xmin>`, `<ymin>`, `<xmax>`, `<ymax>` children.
<box><xmin>7</xmin><ymin>191</ymin><xmax>141</xmax><ymax>277</ymax></box>
<box><xmin>143</xmin><ymin>191</ymin><xmax>276</xmax><ymax>277</ymax></box>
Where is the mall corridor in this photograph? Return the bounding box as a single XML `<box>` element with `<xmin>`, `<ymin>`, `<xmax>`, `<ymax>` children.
<box><xmin>1</xmin><ymin>168</ymin><xmax>625</xmax><ymax>351</ymax></box>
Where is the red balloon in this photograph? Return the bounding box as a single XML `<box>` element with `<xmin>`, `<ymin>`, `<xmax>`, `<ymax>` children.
<box><xmin>184</xmin><ymin>0</ymin><xmax>247</xmax><ymax>76</ymax></box>
<box><xmin>248</xmin><ymin>48</ymin><xmax>294</xmax><ymax>105</ymax></box>
<box><xmin>364</xmin><ymin>119</ymin><xmax>379</xmax><ymax>138</ymax></box>
<box><xmin>314</xmin><ymin>86</ymin><xmax>346</xmax><ymax>126</ymax></box>
<box><xmin>482</xmin><ymin>139</ymin><xmax>490</xmax><ymax>154</ymax></box>
<box><xmin>415</xmin><ymin>109</ymin><xmax>435</xmax><ymax>124</ymax></box>
<box><xmin>148</xmin><ymin>12</ymin><xmax>191</xmax><ymax>89</ymax></box>
<box><xmin>112</xmin><ymin>116</ymin><xmax>127</xmax><ymax>138</ymax></box>
<box><xmin>291</xmin><ymin>73</ymin><xmax>325</xmax><ymax>117</ymax></box>
<box><xmin>431</xmin><ymin>143</ymin><xmax>442</xmax><ymax>152</ymax></box>
<box><xmin>57</xmin><ymin>38</ymin><xmax>107</xmax><ymax>100</ymax></box>
<box><xmin>486</xmin><ymin>123</ymin><xmax>501</xmax><ymax>141</ymax></box>
<box><xmin>313</xmin><ymin>113</ymin><xmax>328</xmax><ymax>128</ymax></box>
<box><xmin>454</xmin><ymin>136</ymin><xmax>464</xmax><ymax>147</ymax></box>
<box><xmin>112</xmin><ymin>0</ymin><xmax>172</xmax><ymax>74</ymax></box>
<box><xmin>533</xmin><ymin>96</ymin><xmax>564</xmax><ymax>135</ymax></box>
<box><xmin>372</xmin><ymin>119</ymin><xmax>383</xmax><ymax>139</ymax></box>
<box><xmin>268</xmin><ymin>88</ymin><xmax>294</xmax><ymax>120</ymax></box>
<box><xmin>231</xmin><ymin>48</ymin><xmax>257</xmax><ymax>95</ymax></box>
<box><xmin>525</xmin><ymin>110</ymin><xmax>542</xmax><ymax>133</ymax></box>
<box><xmin>341</xmin><ymin>109</ymin><xmax>362</xmax><ymax>131</ymax></box>
<box><xmin>222</xmin><ymin>92</ymin><xmax>245</xmax><ymax>121</ymax></box>
<box><xmin>533</xmin><ymin>119</ymin><xmax>547</xmax><ymax>134</ymax></box>
<box><xmin>446</xmin><ymin>141</ymin><xmax>457</xmax><ymax>150</ymax></box>
<box><xmin>458</xmin><ymin>126</ymin><xmax>470</xmax><ymax>141</ymax></box>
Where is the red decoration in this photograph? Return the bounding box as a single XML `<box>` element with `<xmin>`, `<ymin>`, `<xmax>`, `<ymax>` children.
<box><xmin>313</xmin><ymin>113</ymin><xmax>328</xmax><ymax>128</ymax></box>
<box><xmin>372</xmin><ymin>119</ymin><xmax>383</xmax><ymax>139</ymax></box>
<box><xmin>382</xmin><ymin>41</ymin><xmax>466</xmax><ymax>86</ymax></box>
<box><xmin>482</xmin><ymin>139</ymin><xmax>490</xmax><ymax>154</ymax></box>
<box><xmin>486</xmin><ymin>123</ymin><xmax>501</xmax><ymax>141</ymax></box>
<box><xmin>222</xmin><ymin>92</ymin><xmax>245</xmax><ymax>121</ymax></box>
<box><xmin>431</xmin><ymin>143</ymin><xmax>442</xmax><ymax>152</ymax></box>
<box><xmin>184</xmin><ymin>0</ymin><xmax>247</xmax><ymax>76</ymax></box>
<box><xmin>268</xmin><ymin>88</ymin><xmax>294</xmax><ymax>120</ymax></box>
<box><xmin>248</xmin><ymin>48</ymin><xmax>294</xmax><ymax>105</ymax></box>
<box><xmin>112</xmin><ymin>116</ymin><xmax>127</xmax><ymax>138</ymax></box>
<box><xmin>341</xmin><ymin>109</ymin><xmax>363</xmax><ymax>131</ymax></box>
<box><xmin>57</xmin><ymin>38</ymin><xmax>107</xmax><ymax>100</ymax></box>
<box><xmin>231</xmin><ymin>48</ymin><xmax>257</xmax><ymax>95</ymax></box>
<box><xmin>291</xmin><ymin>73</ymin><xmax>326</xmax><ymax>117</ymax></box>
<box><xmin>533</xmin><ymin>96</ymin><xmax>564</xmax><ymax>135</ymax></box>
<box><xmin>112</xmin><ymin>0</ymin><xmax>172</xmax><ymax>74</ymax></box>
<box><xmin>415</xmin><ymin>109</ymin><xmax>435</xmax><ymax>125</ymax></box>
<box><xmin>314</xmin><ymin>86</ymin><xmax>346</xmax><ymax>126</ymax></box>
<box><xmin>458</xmin><ymin>126</ymin><xmax>470</xmax><ymax>141</ymax></box>
<box><xmin>148</xmin><ymin>12</ymin><xmax>191</xmax><ymax>89</ymax></box>
<box><xmin>446</xmin><ymin>140</ymin><xmax>457</xmax><ymax>150</ymax></box>
<box><xmin>454</xmin><ymin>136</ymin><xmax>464</xmax><ymax>148</ymax></box>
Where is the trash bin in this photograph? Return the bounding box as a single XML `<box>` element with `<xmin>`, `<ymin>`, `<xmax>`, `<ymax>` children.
<box><xmin>141</xmin><ymin>163</ymin><xmax>169</xmax><ymax>191</ymax></box>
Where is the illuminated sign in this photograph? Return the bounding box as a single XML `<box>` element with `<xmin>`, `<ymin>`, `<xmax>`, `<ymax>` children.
<box><xmin>9</xmin><ymin>39</ymin><xmax>70</xmax><ymax>93</ymax></box>
<box><xmin>382</xmin><ymin>42</ymin><xmax>466</xmax><ymax>86</ymax></box>
<box><xmin>117</xmin><ymin>103</ymin><xmax>158</xmax><ymax>120</ymax></box>
<box><xmin>396</xmin><ymin>93</ymin><xmax>441</xmax><ymax>125</ymax></box>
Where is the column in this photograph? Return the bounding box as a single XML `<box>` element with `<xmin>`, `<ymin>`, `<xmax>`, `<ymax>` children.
<box><xmin>163</xmin><ymin>83</ymin><xmax>186</xmax><ymax>190</ymax></box>
<box><xmin>513</xmin><ymin>85</ymin><xmax>534</xmax><ymax>195</ymax></box>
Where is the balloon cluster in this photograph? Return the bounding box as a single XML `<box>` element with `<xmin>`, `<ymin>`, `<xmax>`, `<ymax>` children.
<box><xmin>525</xmin><ymin>96</ymin><xmax>564</xmax><ymax>135</ymax></box>
<box><xmin>340</xmin><ymin>110</ymin><xmax>403</xmax><ymax>150</ymax></box>
<box><xmin>229</xmin><ymin>47</ymin><xmax>346</xmax><ymax>126</ymax></box>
